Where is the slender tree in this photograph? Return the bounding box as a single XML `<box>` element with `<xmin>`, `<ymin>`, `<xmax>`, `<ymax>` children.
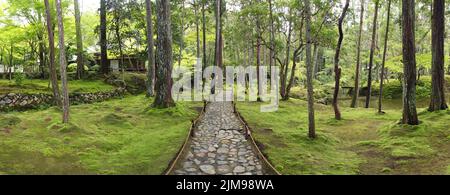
<box><xmin>74</xmin><ymin>0</ymin><xmax>84</xmax><ymax>79</ymax></box>
<box><xmin>0</xmin><ymin>47</ymin><xmax>3</xmax><ymax>79</ymax></box>
<box><xmin>153</xmin><ymin>0</ymin><xmax>175</xmax><ymax>108</ymax></box>
<box><xmin>212</xmin><ymin>0</ymin><xmax>223</xmax><ymax>95</ymax></box>
<box><xmin>44</xmin><ymin>0</ymin><xmax>61</xmax><ymax>106</ymax></box>
<box><xmin>268</xmin><ymin>0</ymin><xmax>275</xmax><ymax>77</ymax></box>
<box><xmin>195</xmin><ymin>0</ymin><xmax>200</xmax><ymax>60</ymax></box>
<box><xmin>365</xmin><ymin>0</ymin><xmax>379</xmax><ymax>108</ymax></box>
<box><xmin>351</xmin><ymin>0</ymin><xmax>365</xmax><ymax>108</ymax></box>
<box><xmin>8</xmin><ymin>44</ymin><xmax>13</xmax><ymax>80</ymax></box>
<box><xmin>202</xmin><ymin>0</ymin><xmax>207</xmax><ymax>69</ymax></box>
<box><xmin>304</xmin><ymin>0</ymin><xmax>316</xmax><ymax>139</ymax></box>
<box><xmin>178</xmin><ymin>0</ymin><xmax>185</xmax><ymax>67</ymax></box>
<box><xmin>56</xmin><ymin>0</ymin><xmax>70</xmax><ymax>123</ymax></box>
<box><xmin>378</xmin><ymin>0</ymin><xmax>392</xmax><ymax>113</ymax></box>
<box><xmin>332</xmin><ymin>0</ymin><xmax>350</xmax><ymax>120</ymax></box>
<box><xmin>286</xmin><ymin>17</ymin><xmax>304</xmax><ymax>99</ymax></box>
<box><xmin>100</xmin><ymin>0</ymin><xmax>109</xmax><ymax>74</ymax></box>
<box><xmin>280</xmin><ymin>8</ymin><xmax>293</xmax><ymax>100</ymax></box>
<box><xmin>312</xmin><ymin>43</ymin><xmax>319</xmax><ymax>78</ymax></box>
<box><xmin>111</xmin><ymin>2</ymin><xmax>124</xmax><ymax>78</ymax></box>
<box><xmin>255</xmin><ymin>0</ymin><xmax>263</xmax><ymax>102</ymax></box>
<box><xmin>429</xmin><ymin>0</ymin><xmax>448</xmax><ymax>111</ymax></box>
<box><xmin>402</xmin><ymin>0</ymin><xmax>419</xmax><ymax>125</ymax></box>
<box><xmin>214</xmin><ymin>0</ymin><xmax>223</xmax><ymax>69</ymax></box>
<box><xmin>145</xmin><ymin>0</ymin><xmax>155</xmax><ymax>97</ymax></box>
<box><xmin>202</xmin><ymin>0</ymin><xmax>207</xmax><ymax>92</ymax></box>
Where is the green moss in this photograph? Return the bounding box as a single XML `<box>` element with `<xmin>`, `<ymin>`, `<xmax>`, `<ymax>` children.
<box><xmin>238</xmin><ymin>98</ymin><xmax>449</xmax><ymax>175</ymax></box>
<box><xmin>374</xmin><ymin>110</ymin><xmax>449</xmax><ymax>159</ymax></box>
<box><xmin>381</xmin><ymin>167</ymin><xmax>392</xmax><ymax>173</ymax></box>
<box><xmin>0</xmin><ymin>95</ymin><xmax>201</xmax><ymax>175</ymax></box>
<box><xmin>236</xmin><ymin>99</ymin><xmax>391</xmax><ymax>175</ymax></box>
<box><xmin>47</xmin><ymin>122</ymin><xmax>84</xmax><ymax>134</ymax></box>
<box><xmin>446</xmin><ymin>165</ymin><xmax>450</xmax><ymax>175</ymax></box>
<box><xmin>0</xmin><ymin>116</ymin><xmax>21</xmax><ymax>127</ymax></box>
<box><xmin>0</xmin><ymin>79</ymin><xmax>115</xmax><ymax>94</ymax></box>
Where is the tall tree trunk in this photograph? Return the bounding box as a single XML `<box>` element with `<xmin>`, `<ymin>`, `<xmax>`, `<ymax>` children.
<box><xmin>286</xmin><ymin>17</ymin><xmax>304</xmax><ymax>99</ymax></box>
<box><xmin>333</xmin><ymin>0</ymin><xmax>350</xmax><ymax>120</ymax></box>
<box><xmin>195</xmin><ymin>1</ymin><xmax>201</xmax><ymax>60</ymax></box>
<box><xmin>402</xmin><ymin>0</ymin><xmax>419</xmax><ymax>125</ymax></box>
<box><xmin>286</xmin><ymin>59</ymin><xmax>298</xmax><ymax>99</ymax></box>
<box><xmin>351</xmin><ymin>0</ymin><xmax>365</xmax><ymax>108</ymax></box>
<box><xmin>365</xmin><ymin>0</ymin><xmax>379</xmax><ymax>108</ymax></box>
<box><xmin>212</xmin><ymin>0</ymin><xmax>223</xmax><ymax>95</ymax></box>
<box><xmin>378</xmin><ymin>0</ymin><xmax>392</xmax><ymax>113</ymax></box>
<box><xmin>44</xmin><ymin>0</ymin><xmax>61</xmax><ymax>106</ymax></box>
<box><xmin>219</xmin><ymin>28</ymin><xmax>224</xmax><ymax>70</ymax></box>
<box><xmin>312</xmin><ymin>43</ymin><xmax>319</xmax><ymax>79</ymax></box>
<box><xmin>429</xmin><ymin>0</ymin><xmax>448</xmax><ymax>111</ymax></box>
<box><xmin>74</xmin><ymin>0</ymin><xmax>84</xmax><ymax>79</ymax></box>
<box><xmin>305</xmin><ymin>0</ymin><xmax>316</xmax><ymax>139</ymax></box>
<box><xmin>256</xmin><ymin>17</ymin><xmax>262</xmax><ymax>101</ymax></box>
<box><xmin>100</xmin><ymin>0</ymin><xmax>109</xmax><ymax>75</ymax></box>
<box><xmin>56</xmin><ymin>0</ymin><xmax>70</xmax><ymax>123</ymax></box>
<box><xmin>262</xmin><ymin>44</ymin><xmax>266</xmax><ymax>66</ymax></box>
<box><xmin>153</xmin><ymin>0</ymin><xmax>175</xmax><ymax>108</ymax></box>
<box><xmin>145</xmin><ymin>0</ymin><xmax>155</xmax><ymax>97</ymax></box>
<box><xmin>178</xmin><ymin>0</ymin><xmax>185</xmax><ymax>68</ymax></box>
<box><xmin>281</xmin><ymin>11</ymin><xmax>293</xmax><ymax>101</ymax></box>
<box><xmin>202</xmin><ymin>0</ymin><xmax>207</xmax><ymax>92</ymax></box>
<box><xmin>0</xmin><ymin>47</ymin><xmax>3</xmax><ymax>79</ymax></box>
<box><xmin>215</xmin><ymin>0</ymin><xmax>223</xmax><ymax>69</ymax></box>
<box><xmin>8</xmin><ymin>44</ymin><xmax>13</xmax><ymax>80</ymax></box>
<box><xmin>268</xmin><ymin>0</ymin><xmax>275</xmax><ymax>77</ymax></box>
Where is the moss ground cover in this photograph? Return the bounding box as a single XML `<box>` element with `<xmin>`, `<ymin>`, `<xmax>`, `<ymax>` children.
<box><xmin>237</xmin><ymin>99</ymin><xmax>450</xmax><ymax>175</ymax></box>
<box><xmin>0</xmin><ymin>79</ymin><xmax>115</xmax><ymax>94</ymax></box>
<box><xmin>0</xmin><ymin>95</ymin><xmax>201</xmax><ymax>175</ymax></box>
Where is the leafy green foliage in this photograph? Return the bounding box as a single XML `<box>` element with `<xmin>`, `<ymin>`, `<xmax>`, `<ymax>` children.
<box><xmin>13</xmin><ymin>73</ymin><xmax>25</xmax><ymax>86</ymax></box>
<box><xmin>68</xmin><ymin>63</ymin><xmax>89</xmax><ymax>73</ymax></box>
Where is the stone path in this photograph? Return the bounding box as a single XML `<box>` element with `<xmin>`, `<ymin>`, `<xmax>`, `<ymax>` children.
<box><xmin>173</xmin><ymin>101</ymin><xmax>266</xmax><ymax>175</ymax></box>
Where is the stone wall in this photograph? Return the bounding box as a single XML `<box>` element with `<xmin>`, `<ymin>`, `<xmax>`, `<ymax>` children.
<box><xmin>0</xmin><ymin>88</ymin><xmax>126</xmax><ymax>112</ymax></box>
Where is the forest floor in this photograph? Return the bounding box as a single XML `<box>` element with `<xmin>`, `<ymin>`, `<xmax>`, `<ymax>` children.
<box><xmin>237</xmin><ymin>99</ymin><xmax>450</xmax><ymax>175</ymax></box>
<box><xmin>0</xmin><ymin>79</ymin><xmax>116</xmax><ymax>94</ymax></box>
<box><xmin>0</xmin><ymin>95</ymin><xmax>202</xmax><ymax>175</ymax></box>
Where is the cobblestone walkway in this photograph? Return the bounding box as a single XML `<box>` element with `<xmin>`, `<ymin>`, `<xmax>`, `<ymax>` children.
<box><xmin>173</xmin><ymin>101</ymin><xmax>266</xmax><ymax>175</ymax></box>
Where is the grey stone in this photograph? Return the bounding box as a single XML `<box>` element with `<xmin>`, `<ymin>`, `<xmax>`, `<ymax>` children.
<box><xmin>217</xmin><ymin>148</ymin><xmax>229</xmax><ymax>154</ymax></box>
<box><xmin>207</xmin><ymin>153</ymin><xmax>216</xmax><ymax>158</ymax></box>
<box><xmin>216</xmin><ymin>165</ymin><xmax>230</xmax><ymax>174</ymax></box>
<box><xmin>233</xmin><ymin>166</ymin><xmax>246</xmax><ymax>173</ymax></box>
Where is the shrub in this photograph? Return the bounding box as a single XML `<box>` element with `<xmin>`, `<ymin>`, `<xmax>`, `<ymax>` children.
<box><xmin>68</xmin><ymin>63</ymin><xmax>89</xmax><ymax>72</ymax></box>
<box><xmin>382</xmin><ymin>80</ymin><xmax>403</xmax><ymax>99</ymax></box>
<box><xmin>13</xmin><ymin>72</ymin><xmax>25</xmax><ymax>86</ymax></box>
<box><xmin>380</xmin><ymin>77</ymin><xmax>433</xmax><ymax>99</ymax></box>
<box><xmin>91</xmin><ymin>65</ymin><xmax>101</xmax><ymax>72</ymax></box>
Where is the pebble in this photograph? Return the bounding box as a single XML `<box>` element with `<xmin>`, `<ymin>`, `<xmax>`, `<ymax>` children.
<box><xmin>233</xmin><ymin>166</ymin><xmax>246</xmax><ymax>173</ymax></box>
